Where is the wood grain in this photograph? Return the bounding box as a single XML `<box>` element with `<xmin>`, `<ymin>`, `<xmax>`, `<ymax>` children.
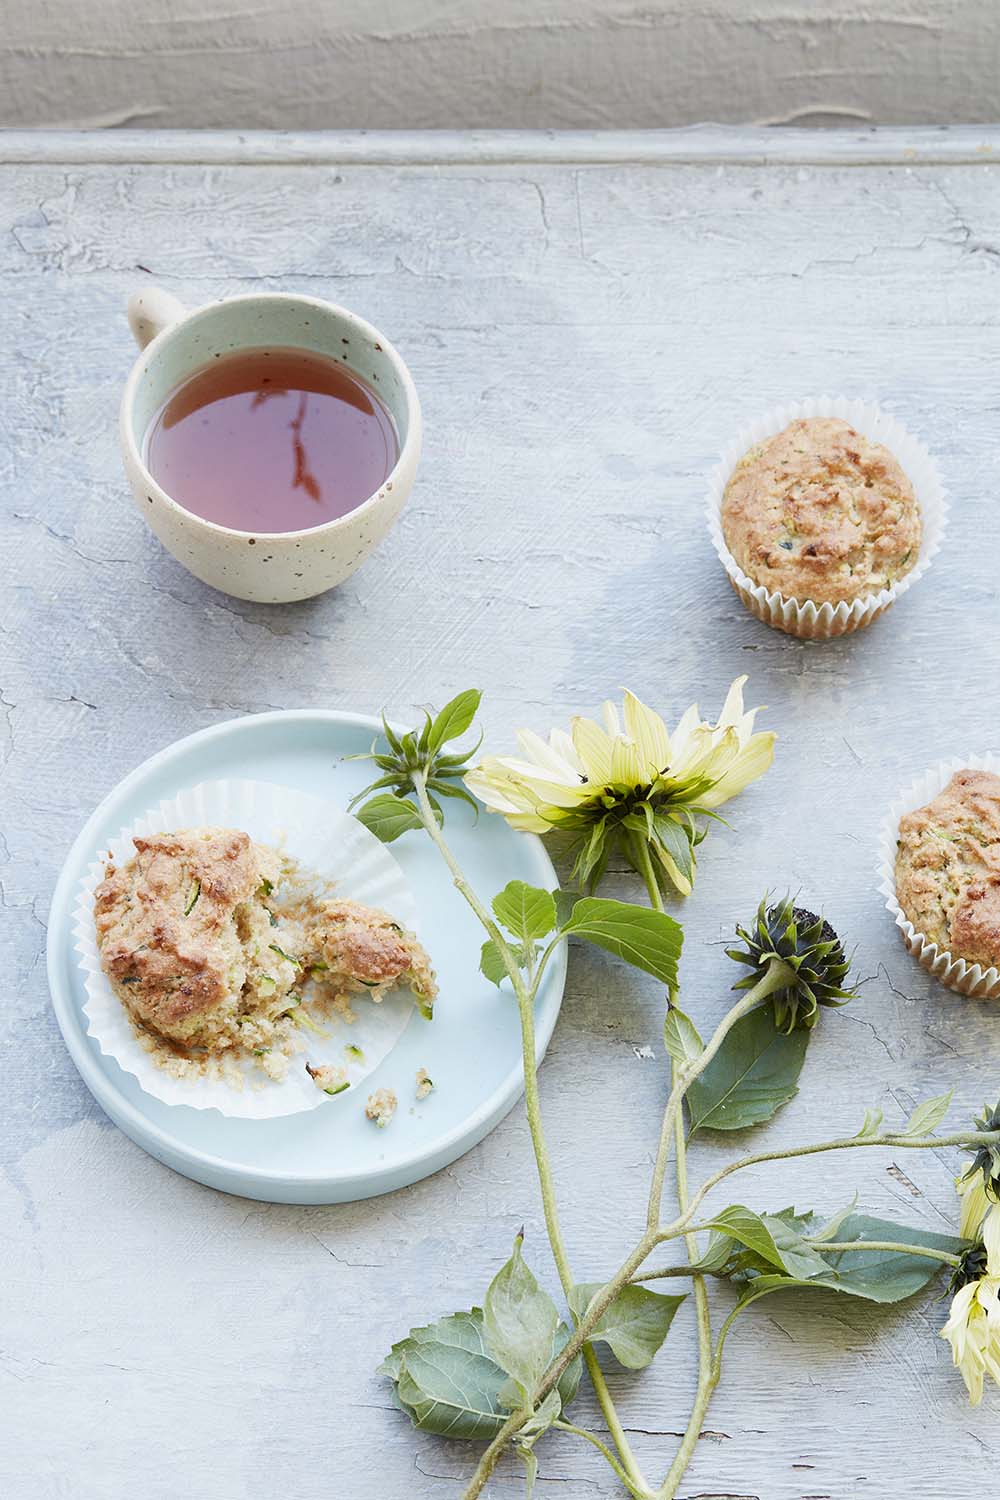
<box><xmin>1</xmin><ymin>128</ymin><xmax>997</xmax><ymax>1498</ymax></box>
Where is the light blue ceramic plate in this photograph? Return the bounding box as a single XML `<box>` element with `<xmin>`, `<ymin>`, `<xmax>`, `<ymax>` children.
<box><xmin>47</xmin><ymin>711</ymin><xmax>566</xmax><ymax>1204</ymax></box>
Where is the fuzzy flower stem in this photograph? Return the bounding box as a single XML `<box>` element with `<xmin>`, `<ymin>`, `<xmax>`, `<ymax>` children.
<box><xmin>654</xmin><ymin>1165</ymin><xmax>979</xmax><ymax>1499</ymax></box>
<box><xmin>655</xmin><ymin>1090</ymin><xmax>719</xmax><ymax>1500</ymax></box>
<box><xmin>463</xmin><ymin>1126</ymin><xmax>1000</xmax><ymax>1499</ymax></box>
<box><xmin>462</xmin><ymin>1231</ymin><xmax>661</xmax><ymax>1500</ymax></box>
<box><xmin>553</xmin><ymin>1421</ymin><xmax>655</xmax><ymax>1500</ymax></box>
<box><xmin>410</xmin><ymin>770</ymin><xmax>522</xmax><ymax>987</ymax></box>
<box><xmin>660</xmin><ymin>1234</ymin><xmax>971</xmax><ymax>1494</ymax></box>
<box><xmin>410</xmin><ymin>772</ymin><xmax>649</xmax><ymax>1498</ymax></box>
<box><xmin>656</xmin><ymin>1351</ymin><xmax>720</xmax><ymax>1498</ymax></box>
<box><xmin>464</xmin><ymin>924</ymin><xmax>799</xmax><ymax>1497</ymax></box>
<box><xmin>672</xmin><ymin>1129</ymin><xmax>1000</xmax><ymax>1236</ymax></box>
<box><xmin>633</xmin><ymin>837</ymin><xmax>715</xmax><ymax>1494</ymax></box>
<box><xmin>805</xmin><ymin>1240</ymin><xmax>962</xmax><ymax>1264</ymax></box>
<box><xmin>632</xmin><ymin>1241</ymin><xmax>962</xmax><ymax>1286</ymax></box>
<box><xmin>646</xmin><ymin>957</ymin><xmax>796</xmax><ymax>1231</ymax></box>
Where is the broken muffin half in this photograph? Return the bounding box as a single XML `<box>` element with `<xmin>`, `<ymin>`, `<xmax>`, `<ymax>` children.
<box><xmin>93</xmin><ymin>826</ymin><xmax>436</xmax><ymax>1086</ymax></box>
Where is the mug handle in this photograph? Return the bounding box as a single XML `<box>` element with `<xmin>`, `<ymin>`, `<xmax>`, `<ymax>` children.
<box><xmin>127</xmin><ymin>286</ymin><xmax>186</xmax><ymax>350</ymax></box>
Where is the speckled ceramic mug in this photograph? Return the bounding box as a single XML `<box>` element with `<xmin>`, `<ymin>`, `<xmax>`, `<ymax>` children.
<box><xmin>120</xmin><ymin>287</ymin><xmax>421</xmax><ymax>603</ymax></box>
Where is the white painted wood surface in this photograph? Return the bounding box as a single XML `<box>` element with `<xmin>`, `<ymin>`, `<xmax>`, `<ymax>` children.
<box><xmin>2</xmin><ymin>127</ymin><xmax>998</xmax><ymax>1499</ymax></box>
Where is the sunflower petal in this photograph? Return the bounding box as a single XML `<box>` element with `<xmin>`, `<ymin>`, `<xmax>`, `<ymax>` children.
<box><xmin>716</xmin><ymin>675</ymin><xmax>748</xmax><ymax>731</ymax></box>
<box><xmin>984</xmin><ymin>1203</ymin><xmax>1000</xmax><ymax>1274</ymax></box>
<box><xmin>666</xmin><ymin>706</ymin><xmax>694</xmax><ymax>764</ymax></box>
<box><xmin>623</xmin><ymin>690</ymin><xmax>671</xmax><ymax>776</ymax></box>
<box><xmin>610</xmin><ymin>735</ymin><xmax>644</xmax><ymax>787</ymax></box>
<box><xmin>463</xmin><ymin>766</ymin><xmax>538</xmax><ymax>815</ymax></box>
<box><xmin>571</xmin><ymin>715</ymin><xmax>616</xmax><ymax>784</ymax></box>
<box><xmin>480</xmin><ymin>755</ymin><xmax>589</xmax><ymax>808</ymax></box>
<box><xmin>959</xmin><ymin>1176</ymin><xmax>991</xmax><ymax>1243</ymax></box>
<box><xmin>515</xmin><ymin>727</ymin><xmax>582</xmax><ymax>781</ymax></box>
<box><xmin>698</xmin><ymin>731</ymin><xmax>776</xmax><ymax>809</ymax></box>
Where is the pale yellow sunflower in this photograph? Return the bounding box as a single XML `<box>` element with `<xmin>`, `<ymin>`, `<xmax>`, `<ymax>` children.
<box><xmin>464</xmin><ymin>677</ymin><xmax>774</xmax><ymax>895</ymax></box>
<box><xmin>942</xmin><ymin>1203</ymin><xmax>1000</xmax><ymax>1406</ymax></box>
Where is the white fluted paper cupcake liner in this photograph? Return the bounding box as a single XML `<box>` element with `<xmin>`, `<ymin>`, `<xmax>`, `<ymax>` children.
<box><xmin>876</xmin><ymin>754</ymin><xmax>1000</xmax><ymax>1001</ymax></box>
<box><xmin>706</xmin><ymin>395</ymin><xmax>948</xmax><ymax>640</ymax></box>
<box><xmin>72</xmin><ymin>778</ymin><xmax>420</xmax><ymax>1118</ymax></box>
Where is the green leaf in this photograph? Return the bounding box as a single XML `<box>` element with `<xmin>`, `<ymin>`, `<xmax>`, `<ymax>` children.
<box><xmin>435</xmin><ymin>738</ymin><xmax>485</xmax><ymax>771</ymax></box>
<box><xmin>519</xmin><ymin>1388</ymin><xmax>561</xmax><ymax>1440</ymax></box>
<box><xmin>760</xmin><ymin>1212</ymin><xmax>832</xmax><ymax>1279</ymax></box>
<box><xmin>901</xmin><ymin>1091</ymin><xmax>952</xmax><ymax>1138</ymax></box>
<box><xmin>702</xmin><ymin>1205</ymin><xmax>791</xmax><ymax>1271</ymax></box>
<box><xmin>685</xmin><ymin>1004</ymin><xmax>809</xmax><ymax>1134</ymax></box>
<box><xmin>568</xmin><ymin>1283</ymin><xmax>685</xmax><ymax>1370</ymax></box>
<box><xmin>484</xmin><ymin>1236</ymin><xmax>560</xmax><ymax>1395</ymax></box>
<box><xmin>509</xmin><ymin>1388</ymin><xmax>563</xmax><ymax>1499</ymax></box>
<box><xmin>549</xmin><ymin>1325</ymin><xmax>582</xmax><ymax>1412</ymax></box>
<box><xmin>347</xmin><ymin>771</ymin><xmax>404</xmax><ymax>809</ymax></box>
<box><xmin>381</xmin><ymin>714</ymin><xmax>405</xmax><ymax>758</ymax></box>
<box><xmin>699</xmin><ymin>1205</ymin><xmax>829</xmax><ymax>1281</ymax></box>
<box><xmin>553</xmin><ymin>888</ymin><xmax>578</xmax><ymax>928</ymax></box>
<box><xmin>573</xmin><ymin>821</ymin><xmax>608</xmax><ymax>892</ymax></box>
<box><xmin>562</xmin><ymin>898</ymin><xmax>683</xmax><ymax>993</ymax></box>
<box><xmin>354</xmin><ymin>793</ymin><xmax>424</xmax><ymax>843</ymax></box>
<box><xmin>427</xmin><ymin>689</ymin><xmax>482</xmax><ymax>752</ymax></box>
<box><xmin>663</xmin><ymin>1007</ymin><xmax>703</xmax><ymax>1073</ymax></box>
<box><xmin>690</xmin><ymin>1229</ymin><xmax>740</xmax><ymax>1275</ymax></box>
<box><xmin>493</xmin><ymin>882</ymin><xmax>558</xmax><ymax>943</ymax></box>
<box><xmin>855</xmin><ymin>1106</ymin><xmax>884</xmax><ymax>1140</ymax></box>
<box><xmin>380</xmin><ymin>1306</ymin><xmax>578</xmax><ymax>1441</ymax></box>
<box><xmin>737</xmin><ymin>1213</ymin><xmax>966</xmax><ymax>1306</ymax></box>
<box><xmin>652</xmin><ymin>812</ymin><xmax>695</xmax><ymax>886</ymax></box>
<box><xmin>380</xmin><ymin>1309</ymin><xmax>512</xmax><ymax>1440</ymax></box>
<box><xmin>622</xmin><ymin>803</ymin><xmax>654</xmax><ymax>842</ymax></box>
<box><xmin>499</xmin><ymin>1324</ymin><xmax>581</xmax><ymax>1416</ymax></box>
<box><xmin>480</xmin><ymin>939</ymin><xmax>509</xmax><ymax>987</ymax></box>
<box><xmin>808</xmin><ymin>1196</ymin><xmax>859</xmax><ymax>1244</ymax></box>
<box><xmin>426</xmin><ymin>778</ymin><xmax>481</xmax><ymax>813</ymax></box>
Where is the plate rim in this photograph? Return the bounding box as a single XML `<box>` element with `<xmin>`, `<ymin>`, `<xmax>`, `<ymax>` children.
<box><xmin>46</xmin><ymin>708</ymin><xmax>566</xmax><ymax>1194</ymax></box>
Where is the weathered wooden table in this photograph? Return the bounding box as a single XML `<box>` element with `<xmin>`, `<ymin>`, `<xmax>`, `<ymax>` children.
<box><xmin>3</xmin><ymin>127</ymin><xmax>998</xmax><ymax>1499</ymax></box>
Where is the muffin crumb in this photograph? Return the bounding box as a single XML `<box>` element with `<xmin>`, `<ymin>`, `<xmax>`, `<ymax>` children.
<box><xmin>415</xmin><ymin>1067</ymin><xmax>434</xmax><ymax>1100</ymax></box>
<box><xmin>307</xmin><ymin>1062</ymin><xmax>349</xmax><ymax>1096</ymax></box>
<box><xmin>366</xmin><ymin>1088</ymin><xmax>397</xmax><ymax>1128</ymax></box>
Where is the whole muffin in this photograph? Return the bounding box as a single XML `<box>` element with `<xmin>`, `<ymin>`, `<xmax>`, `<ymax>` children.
<box><xmin>721</xmin><ymin>417</ymin><xmax>921</xmax><ymax>606</ymax></box>
<box><xmin>894</xmin><ymin>770</ymin><xmax>1000</xmax><ymax>969</ymax></box>
<box><xmin>94</xmin><ymin>827</ymin><xmax>293</xmax><ymax>1047</ymax></box>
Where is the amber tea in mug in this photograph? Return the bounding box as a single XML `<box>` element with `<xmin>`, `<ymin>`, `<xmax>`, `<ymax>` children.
<box><xmin>144</xmin><ymin>346</ymin><xmax>399</xmax><ymax>534</ymax></box>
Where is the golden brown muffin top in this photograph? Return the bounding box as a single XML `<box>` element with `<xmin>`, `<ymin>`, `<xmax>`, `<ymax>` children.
<box><xmin>94</xmin><ymin>827</ymin><xmax>279</xmax><ymax>1044</ymax></box>
<box><xmin>306</xmin><ymin>899</ymin><xmax>437</xmax><ymax>1017</ymax></box>
<box><xmin>894</xmin><ymin>770</ymin><xmax>1000</xmax><ymax>970</ymax></box>
<box><xmin>721</xmin><ymin>417</ymin><xmax>921</xmax><ymax>605</ymax></box>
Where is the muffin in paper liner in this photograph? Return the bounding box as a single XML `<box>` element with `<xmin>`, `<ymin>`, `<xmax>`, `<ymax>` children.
<box><xmin>706</xmin><ymin>395</ymin><xmax>948</xmax><ymax>640</ymax></box>
<box><xmin>72</xmin><ymin>778</ymin><xmax>421</xmax><ymax>1118</ymax></box>
<box><xmin>876</xmin><ymin>754</ymin><xmax>1000</xmax><ymax>1001</ymax></box>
